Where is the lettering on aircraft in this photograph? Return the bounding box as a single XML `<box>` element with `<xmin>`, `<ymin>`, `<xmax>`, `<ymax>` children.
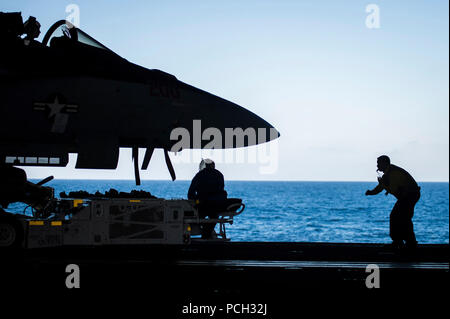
<box><xmin>148</xmin><ymin>80</ymin><xmax>180</xmax><ymax>99</ymax></box>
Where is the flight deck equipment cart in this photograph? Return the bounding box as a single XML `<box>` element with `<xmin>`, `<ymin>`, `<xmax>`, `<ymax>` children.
<box><xmin>0</xmin><ymin>197</ymin><xmax>245</xmax><ymax>248</ymax></box>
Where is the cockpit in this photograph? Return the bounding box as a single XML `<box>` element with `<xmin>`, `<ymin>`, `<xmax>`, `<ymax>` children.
<box><xmin>42</xmin><ymin>20</ymin><xmax>112</xmax><ymax>52</ymax></box>
<box><xmin>1</xmin><ymin>14</ymin><xmax>146</xmax><ymax>85</ymax></box>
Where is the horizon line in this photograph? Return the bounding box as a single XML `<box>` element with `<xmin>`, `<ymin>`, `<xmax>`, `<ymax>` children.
<box><xmin>28</xmin><ymin>178</ymin><xmax>450</xmax><ymax>183</ymax></box>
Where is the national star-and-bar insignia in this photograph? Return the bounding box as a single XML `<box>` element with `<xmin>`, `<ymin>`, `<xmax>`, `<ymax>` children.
<box><xmin>33</xmin><ymin>95</ymin><xmax>79</xmax><ymax>117</ymax></box>
<box><xmin>32</xmin><ymin>95</ymin><xmax>79</xmax><ymax>134</ymax></box>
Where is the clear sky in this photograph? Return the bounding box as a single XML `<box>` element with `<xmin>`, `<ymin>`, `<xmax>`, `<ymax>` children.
<box><xmin>2</xmin><ymin>0</ymin><xmax>449</xmax><ymax>181</ymax></box>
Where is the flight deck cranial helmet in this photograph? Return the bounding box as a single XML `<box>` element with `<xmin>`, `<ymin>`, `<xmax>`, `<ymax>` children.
<box><xmin>199</xmin><ymin>158</ymin><xmax>215</xmax><ymax>171</ymax></box>
<box><xmin>23</xmin><ymin>16</ymin><xmax>41</xmax><ymax>39</ymax></box>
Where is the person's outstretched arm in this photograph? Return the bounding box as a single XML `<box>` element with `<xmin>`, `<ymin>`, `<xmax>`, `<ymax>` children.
<box><xmin>365</xmin><ymin>181</ymin><xmax>384</xmax><ymax>196</ymax></box>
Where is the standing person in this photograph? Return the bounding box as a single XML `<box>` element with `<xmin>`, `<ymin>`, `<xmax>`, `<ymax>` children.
<box><xmin>365</xmin><ymin>155</ymin><xmax>421</xmax><ymax>248</ymax></box>
<box><xmin>188</xmin><ymin>159</ymin><xmax>227</xmax><ymax>239</ymax></box>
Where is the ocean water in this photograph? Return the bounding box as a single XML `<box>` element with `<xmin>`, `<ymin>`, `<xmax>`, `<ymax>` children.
<box><xmin>7</xmin><ymin>180</ymin><xmax>449</xmax><ymax>244</ymax></box>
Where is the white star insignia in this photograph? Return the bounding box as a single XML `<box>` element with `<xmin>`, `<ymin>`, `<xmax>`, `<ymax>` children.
<box><xmin>47</xmin><ymin>96</ymin><xmax>66</xmax><ymax>118</ymax></box>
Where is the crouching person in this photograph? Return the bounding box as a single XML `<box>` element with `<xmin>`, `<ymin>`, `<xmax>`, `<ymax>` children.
<box><xmin>188</xmin><ymin>159</ymin><xmax>227</xmax><ymax>239</ymax></box>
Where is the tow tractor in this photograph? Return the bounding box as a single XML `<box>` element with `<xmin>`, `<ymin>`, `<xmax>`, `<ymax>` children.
<box><xmin>0</xmin><ymin>176</ymin><xmax>245</xmax><ymax>249</ymax></box>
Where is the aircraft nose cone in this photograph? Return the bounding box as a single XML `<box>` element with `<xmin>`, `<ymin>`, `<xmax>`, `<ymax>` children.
<box><xmin>172</xmin><ymin>81</ymin><xmax>280</xmax><ymax>149</ymax></box>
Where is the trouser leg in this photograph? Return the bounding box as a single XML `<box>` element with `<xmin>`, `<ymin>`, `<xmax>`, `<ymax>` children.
<box><xmin>201</xmin><ymin>223</ymin><xmax>216</xmax><ymax>239</ymax></box>
<box><xmin>198</xmin><ymin>205</ymin><xmax>217</xmax><ymax>239</ymax></box>
<box><xmin>403</xmin><ymin>217</ymin><xmax>417</xmax><ymax>246</ymax></box>
<box><xmin>389</xmin><ymin>201</ymin><xmax>403</xmax><ymax>245</ymax></box>
<box><xmin>403</xmin><ymin>193</ymin><xmax>419</xmax><ymax>246</ymax></box>
<box><xmin>390</xmin><ymin>194</ymin><xmax>419</xmax><ymax>247</ymax></box>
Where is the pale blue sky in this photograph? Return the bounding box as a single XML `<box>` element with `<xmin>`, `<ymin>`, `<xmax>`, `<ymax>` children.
<box><xmin>2</xmin><ymin>0</ymin><xmax>449</xmax><ymax>181</ymax></box>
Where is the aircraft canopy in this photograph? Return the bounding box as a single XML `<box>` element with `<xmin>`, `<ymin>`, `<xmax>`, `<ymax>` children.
<box><xmin>42</xmin><ymin>20</ymin><xmax>112</xmax><ymax>52</ymax></box>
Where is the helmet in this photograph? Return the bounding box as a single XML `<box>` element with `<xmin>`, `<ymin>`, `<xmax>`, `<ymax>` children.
<box><xmin>199</xmin><ymin>158</ymin><xmax>215</xmax><ymax>171</ymax></box>
<box><xmin>23</xmin><ymin>16</ymin><xmax>41</xmax><ymax>39</ymax></box>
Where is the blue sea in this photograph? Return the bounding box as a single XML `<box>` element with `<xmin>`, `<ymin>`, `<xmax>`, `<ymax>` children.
<box><xmin>8</xmin><ymin>180</ymin><xmax>449</xmax><ymax>244</ymax></box>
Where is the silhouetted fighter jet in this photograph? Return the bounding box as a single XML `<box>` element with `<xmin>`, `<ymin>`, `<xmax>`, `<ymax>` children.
<box><xmin>0</xmin><ymin>15</ymin><xmax>279</xmax><ymax>184</ymax></box>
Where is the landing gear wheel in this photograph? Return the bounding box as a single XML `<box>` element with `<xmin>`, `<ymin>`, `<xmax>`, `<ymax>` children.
<box><xmin>0</xmin><ymin>215</ymin><xmax>23</xmax><ymax>249</ymax></box>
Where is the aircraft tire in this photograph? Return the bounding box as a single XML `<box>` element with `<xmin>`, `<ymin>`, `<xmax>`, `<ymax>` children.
<box><xmin>0</xmin><ymin>213</ymin><xmax>23</xmax><ymax>249</ymax></box>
